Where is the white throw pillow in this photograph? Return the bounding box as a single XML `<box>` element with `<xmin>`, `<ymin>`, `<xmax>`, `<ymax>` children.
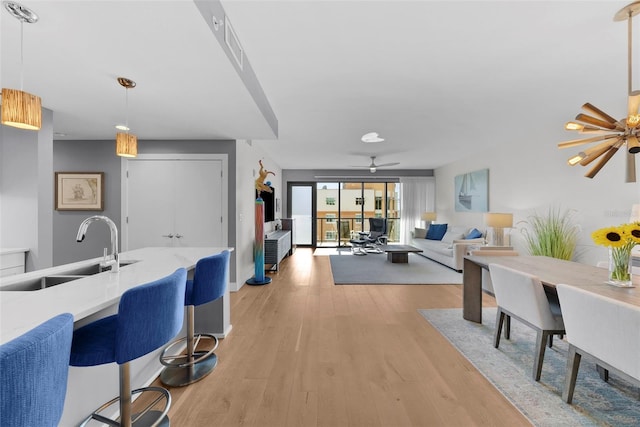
<box><xmin>413</xmin><ymin>227</ymin><xmax>427</xmax><ymax>239</ymax></box>
<box><xmin>441</xmin><ymin>230</ymin><xmax>465</xmax><ymax>244</ymax></box>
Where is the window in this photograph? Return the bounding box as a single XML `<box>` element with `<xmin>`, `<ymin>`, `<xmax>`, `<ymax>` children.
<box><xmin>355</xmin><ymin>197</ymin><xmax>364</xmax><ymax>205</ymax></box>
<box><xmin>355</xmin><ymin>213</ymin><xmax>362</xmax><ymax>224</ymax></box>
<box><xmin>326</xmin><ymin>197</ymin><xmax>336</xmax><ymax>206</ymax></box>
<box><xmin>325</xmin><ymin>231</ymin><xmax>337</xmax><ymax>241</ymax></box>
<box><xmin>375</xmin><ymin>196</ymin><xmax>382</xmax><ymax>210</ymax></box>
<box><xmin>325</xmin><ymin>214</ymin><xmax>336</xmax><ymax>223</ymax></box>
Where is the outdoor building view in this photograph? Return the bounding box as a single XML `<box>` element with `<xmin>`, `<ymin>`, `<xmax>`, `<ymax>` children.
<box><xmin>316</xmin><ymin>182</ymin><xmax>400</xmax><ymax>247</ymax></box>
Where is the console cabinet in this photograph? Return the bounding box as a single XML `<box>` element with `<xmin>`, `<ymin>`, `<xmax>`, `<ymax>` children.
<box><xmin>280</xmin><ymin>218</ymin><xmax>296</xmax><ymax>255</ymax></box>
<box><xmin>265</xmin><ymin>230</ymin><xmax>291</xmax><ymax>271</ymax></box>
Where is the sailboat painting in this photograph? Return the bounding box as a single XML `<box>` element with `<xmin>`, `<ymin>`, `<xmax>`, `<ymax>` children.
<box><xmin>454</xmin><ymin>169</ymin><xmax>489</xmax><ymax>212</ymax></box>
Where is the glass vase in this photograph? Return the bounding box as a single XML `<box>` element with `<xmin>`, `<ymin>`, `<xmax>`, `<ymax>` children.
<box><xmin>608</xmin><ymin>246</ymin><xmax>633</xmax><ymax>287</ymax></box>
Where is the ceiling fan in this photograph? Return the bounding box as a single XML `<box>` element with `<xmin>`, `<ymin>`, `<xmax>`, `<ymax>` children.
<box><xmin>351</xmin><ymin>156</ymin><xmax>400</xmax><ymax>173</ymax></box>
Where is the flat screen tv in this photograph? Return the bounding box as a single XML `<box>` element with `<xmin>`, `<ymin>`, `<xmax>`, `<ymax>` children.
<box><xmin>256</xmin><ymin>186</ymin><xmax>275</xmax><ymax>222</ymax></box>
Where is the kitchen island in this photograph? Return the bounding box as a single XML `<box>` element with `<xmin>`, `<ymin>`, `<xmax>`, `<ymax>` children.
<box><xmin>0</xmin><ymin>246</ymin><xmax>233</xmax><ymax>426</ymax></box>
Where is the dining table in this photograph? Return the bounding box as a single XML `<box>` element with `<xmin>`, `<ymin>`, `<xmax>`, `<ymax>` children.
<box><xmin>463</xmin><ymin>255</ymin><xmax>640</xmax><ymax>323</ymax></box>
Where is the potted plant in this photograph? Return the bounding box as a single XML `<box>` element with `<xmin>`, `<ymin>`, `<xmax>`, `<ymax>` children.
<box><xmin>519</xmin><ymin>207</ymin><xmax>580</xmax><ymax>261</ymax></box>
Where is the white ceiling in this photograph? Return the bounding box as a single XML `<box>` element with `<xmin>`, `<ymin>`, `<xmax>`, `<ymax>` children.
<box><xmin>1</xmin><ymin>1</ymin><xmax>633</xmax><ymax>171</ymax></box>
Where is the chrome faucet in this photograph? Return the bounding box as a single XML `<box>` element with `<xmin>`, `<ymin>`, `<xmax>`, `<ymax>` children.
<box><xmin>76</xmin><ymin>215</ymin><xmax>119</xmax><ymax>273</ymax></box>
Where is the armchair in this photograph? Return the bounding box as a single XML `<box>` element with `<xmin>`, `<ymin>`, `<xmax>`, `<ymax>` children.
<box><xmin>349</xmin><ymin>217</ymin><xmax>388</xmax><ymax>255</ymax></box>
<box><xmin>364</xmin><ymin>217</ymin><xmax>388</xmax><ymax>252</ymax></box>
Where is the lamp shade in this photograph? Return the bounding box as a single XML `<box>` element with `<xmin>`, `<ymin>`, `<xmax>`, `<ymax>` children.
<box><xmin>421</xmin><ymin>212</ymin><xmax>437</xmax><ymax>222</ymax></box>
<box><xmin>484</xmin><ymin>213</ymin><xmax>513</xmax><ymax>228</ymax></box>
<box><xmin>116</xmin><ymin>133</ymin><xmax>137</xmax><ymax>158</ymax></box>
<box><xmin>1</xmin><ymin>88</ymin><xmax>42</xmax><ymax>130</ymax></box>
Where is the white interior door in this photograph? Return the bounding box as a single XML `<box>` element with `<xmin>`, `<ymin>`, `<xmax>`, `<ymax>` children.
<box><xmin>173</xmin><ymin>159</ymin><xmax>223</xmax><ymax>247</ymax></box>
<box><xmin>124</xmin><ymin>156</ymin><xmax>225</xmax><ymax>251</ymax></box>
<box><xmin>126</xmin><ymin>160</ymin><xmax>176</xmax><ymax>249</ymax></box>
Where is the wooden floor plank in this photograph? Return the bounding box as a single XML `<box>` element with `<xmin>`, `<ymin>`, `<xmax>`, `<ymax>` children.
<box><xmin>162</xmin><ymin>248</ymin><xmax>531</xmax><ymax>426</ymax></box>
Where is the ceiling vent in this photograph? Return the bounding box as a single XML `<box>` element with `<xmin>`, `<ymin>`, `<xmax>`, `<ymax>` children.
<box><xmin>224</xmin><ymin>15</ymin><xmax>244</xmax><ymax>70</ymax></box>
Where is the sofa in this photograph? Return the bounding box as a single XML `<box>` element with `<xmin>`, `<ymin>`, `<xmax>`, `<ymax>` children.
<box><xmin>410</xmin><ymin>225</ymin><xmax>485</xmax><ymax>272</ymax></box>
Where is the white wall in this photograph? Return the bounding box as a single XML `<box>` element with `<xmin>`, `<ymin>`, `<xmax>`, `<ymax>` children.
<box><xmin>435</xmin><ymin>141</ymin><xmax>640</xmax><ymax>266</ymax></box>
<box><xmin>0</xmin><ymin>109</ymin><xmax>54</xmax><ymax>271</ymax></box>
<box><xmin>235</xmin><ymin>140</ymin><xmax>282</xmax><ymax>290</ymax></box>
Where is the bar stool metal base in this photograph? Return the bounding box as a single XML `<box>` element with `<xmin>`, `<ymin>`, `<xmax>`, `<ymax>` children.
<box><xmin>159</xmin><ymin>330</ymin><xmax>219</xmax><ymax>387</ymax></box>
<box><xmin>78</xmin><ymin>386</ymin><xmax>171</xmax><ymax>427</ymax></box>
<box><xmin>160</xmin><ymin>351</ymin><xmax>218</xmax><ymax>387</ymax></box>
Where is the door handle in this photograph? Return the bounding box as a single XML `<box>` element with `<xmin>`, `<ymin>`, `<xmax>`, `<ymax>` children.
<box><xmin>175</xmin><ymin>234</ymin><xmax>183</xmax><ymax>239</ymax></box>
<box><xmin>162</xmin><ymin>234</ymin><xmax>175</xmax><ymax>238</ymax></box>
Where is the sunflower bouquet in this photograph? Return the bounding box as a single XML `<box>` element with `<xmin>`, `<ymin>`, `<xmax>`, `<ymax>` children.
<box><xmin>592</xmin><ymin>223</ymin><xmax>640</xmax><ymax>285</ymax></box>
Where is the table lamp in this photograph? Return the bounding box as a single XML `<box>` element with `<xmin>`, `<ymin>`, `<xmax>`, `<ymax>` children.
<box><xmin>484</xmin><ymin>213</ymin><xmax>513</xmax><ymax>246</ymax></box>
<box><xmin>421</xmin><ymin>212</ymin><xmax>437</xmax><ymax>227</ymax></box>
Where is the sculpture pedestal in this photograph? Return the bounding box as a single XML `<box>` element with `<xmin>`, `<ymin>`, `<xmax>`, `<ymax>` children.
<box><xmin>246</xmin><ymin>198</ymin><xmax>271</xmax><ymax>286</ymax></box>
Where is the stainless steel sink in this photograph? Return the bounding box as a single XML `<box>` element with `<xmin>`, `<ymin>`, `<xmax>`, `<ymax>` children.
<box><xmin>0</xmin><ymin>260</ymin><xmax>139</xmax><ymax>291</ymax></box>
<box><xmin>41</xmin><ymin>275</ymin><xmax>88</xmax><ymax>288</ymax></box>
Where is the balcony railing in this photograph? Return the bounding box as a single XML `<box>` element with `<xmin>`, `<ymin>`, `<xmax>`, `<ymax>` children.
<box><xmin>315</xmin><ymin>217</ymin><xmax>400</xmax><ymax>247</ymax></box>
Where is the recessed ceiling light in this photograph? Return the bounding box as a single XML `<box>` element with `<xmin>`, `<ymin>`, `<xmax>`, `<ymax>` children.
<box><xmin>361</xmin><ymin>132</ymin><xmax>384</xmax><ymax>143</ymax></box>
<box><xmin>53</xmin><ymin>132</ymin><xmax>66</xmax><ymax>137</ymax></box>
<box><xmin>115</xmin><ymin>124</ymin><xmax>129</xmax><ymax>131</ymax></box>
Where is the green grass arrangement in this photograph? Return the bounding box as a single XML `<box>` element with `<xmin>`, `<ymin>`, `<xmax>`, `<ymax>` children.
<box><xmin>520</xmin><ymin>208</ymin><xmax>579</xmax><ymax>260</ymax></box>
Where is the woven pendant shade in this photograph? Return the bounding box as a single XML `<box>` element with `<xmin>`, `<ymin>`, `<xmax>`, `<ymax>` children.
<box><xmin>116</xmin><ymin>132</ymin><xmax>137</xmax><ymax>158</ymax></box>
<box><xmin>1</xmin><ymin>88</ymin><xmax>42</xmax><ymax>130</ymax></box>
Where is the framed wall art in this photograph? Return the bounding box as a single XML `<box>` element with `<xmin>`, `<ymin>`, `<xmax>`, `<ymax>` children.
<box><xmin>454</xmin><ymin>169</ymin><xmax>489</xmax><ymax>212</ymax></box>
<box><xmin>55</xmin><ymin>172</ymin><xmax>104</xmax><ymax>211</ymax></box>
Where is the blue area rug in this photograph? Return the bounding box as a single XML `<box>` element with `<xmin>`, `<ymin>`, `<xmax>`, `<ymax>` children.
<box><xmin>419</xmin><ymin>308</ymin><xmax>640</xmax><ymax>427</ymax></box>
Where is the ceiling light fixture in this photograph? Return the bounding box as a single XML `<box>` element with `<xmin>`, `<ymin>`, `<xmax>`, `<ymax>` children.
<box><xmin>558</xmin><ymin>1</ymin><xmax>640</xmax><ymax>182</ymax></box>
<box><xmin>115</xmin><ymin>77</ymin><xmax>137</xmax><ymax>158</ymax></box>
<box><xmin>361</xmin><ymin>132</ymin><xmax>385</xmax><ymax>143</ymax></box>
<box><xmin>1</xmin><ymin>1</ymin><xmax>41</xmax><ymax>131</ymax></box>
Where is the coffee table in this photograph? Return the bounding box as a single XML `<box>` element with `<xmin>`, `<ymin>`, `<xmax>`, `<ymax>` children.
<box><xmin>379</xmin><ymin>245</ymin><xmax>423</xmax><ymax>263</ymax></box>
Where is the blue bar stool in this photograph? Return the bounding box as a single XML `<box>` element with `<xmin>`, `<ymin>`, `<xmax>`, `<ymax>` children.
<box><xmin>0</xmin><ymin>313</ymin><xmax>74</xmax><ymax>427</ymax></box>
<box><xmin>159</xmin><ymin>250</ymin><xmax>230</xmax><ymax>387</ymax></box>
<box><xmin>70</xmin><ymin>268</ymin><xmax>187</xmax><ymax>427</ymax></box>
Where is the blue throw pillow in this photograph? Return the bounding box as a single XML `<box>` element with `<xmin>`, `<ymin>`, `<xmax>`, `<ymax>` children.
<box><xmin>426</xmin><ymin>224</ymin><xmax>447</xmax><ymax>240</ymax></box>
<box><xmin>465</xmin><ymin>228</ymin><xmax>483</xmax><ymax>239</ymax></box>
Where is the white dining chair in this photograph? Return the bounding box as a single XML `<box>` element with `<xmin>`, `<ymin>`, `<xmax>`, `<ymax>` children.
<box><xmin>556</xmin><ymin>284</ymin><xmax>640</xmax><ymax>403</ymax></box>
<box><xmin>489</xmin><ymin>263</ymin><xmax>565</xmax><ymax>381</ymax></box>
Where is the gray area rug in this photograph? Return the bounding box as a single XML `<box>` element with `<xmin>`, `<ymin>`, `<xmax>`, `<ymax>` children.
<box><xmin>419</xmin><ymin>308</ymin><xmax>640</xmax><ymax>426</ymax></box>
<box><xmin>328</xmin><ymin>251</ymin><xmax>462</xmax><ymax>285</ymax></box>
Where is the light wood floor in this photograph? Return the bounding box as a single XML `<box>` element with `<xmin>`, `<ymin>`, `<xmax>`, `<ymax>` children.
<box><xmin>161</xmin><ymin>248</ymin><xmax>531</xmax><ymax>426</ymax></box>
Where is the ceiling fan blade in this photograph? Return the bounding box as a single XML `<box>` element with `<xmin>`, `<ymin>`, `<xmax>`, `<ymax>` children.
<box><xmin>626</xmin><ymin>150</ymin><xmax>637</xmax><ymax>183</ymax></box>
<box><xmin>582</xmin><ymin>103</ymin><xmax>618</xmax><ymax>124</ymax></box>
<box><xmin>575</xmin><ymin>113</ymin><xmax>619</xmax><ymax>130</ymax></box>
<box><xmin>375</xmin><ymin>162</ymin><xmax>400</xmax><ymax>167</ymax></box>
<box><xmin>349</xmin><ymin>165</ymin><xmax>373</xmax><ymax>168</ymax></box>
<box><xmin>578</xmin><ymin>138</ymin><xmax>621</xmax><ymax>166</ymax></box>
<box><xmin>585</xmin><ymin>145</ymin><xmax>620</xmax><ymax>178</ymax></box>
<box><xmin>557</xmin><ymin>134</ymin><xmax>617</xmax><ymax>149</ymax></box>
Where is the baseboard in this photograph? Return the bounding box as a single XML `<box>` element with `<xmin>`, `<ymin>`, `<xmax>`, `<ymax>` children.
<box><xmin>214</xmin><ymin>324</ymin><xmax>233</xmax><ymax>339</ymax></box>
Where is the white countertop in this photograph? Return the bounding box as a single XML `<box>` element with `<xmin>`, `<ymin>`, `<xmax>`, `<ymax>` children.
<box><xmin>0</xmin><ymin>248</ymin><xmax>29</xmax><ymax>255</ymax></box>
<box><xmin>0</xmin><ymin>247</ymin><xmax>232</xmax><ymax>344</ymax></box>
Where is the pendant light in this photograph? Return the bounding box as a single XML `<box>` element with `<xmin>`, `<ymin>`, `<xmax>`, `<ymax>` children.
<box><xmin>558</xmin><ymin>1</ymin><xmax>640</xmax><ymax>182</ymax></box>
<box><xmin>1</xmin><ymin>1</ymin><xmax>41</xmax><ymax>131</ymax></box>
<box><xmin>115</xmin><ymin>77</ymin><xmax>137</xmax><ymax>158</ymax></box>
